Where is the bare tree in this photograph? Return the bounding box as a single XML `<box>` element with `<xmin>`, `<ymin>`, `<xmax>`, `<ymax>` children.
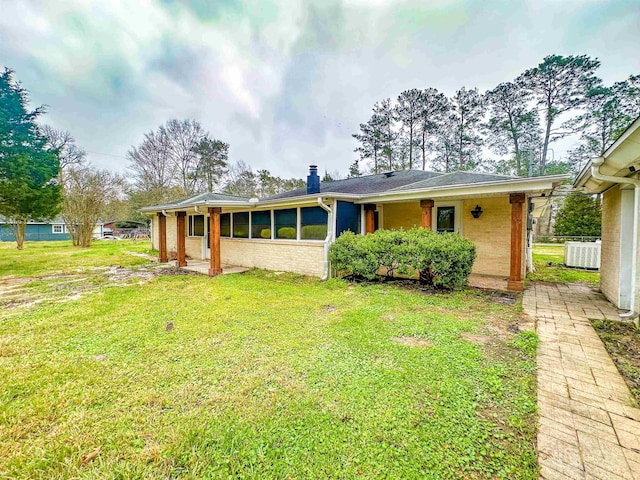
<box><xmin>42</xmin><ymin>126</ymin><xmax>86</xmax><ymax>187</ymax></box>
<box><xmin>63</xmin><ymin>167</ymin><xmax>123</xmax><ymax>247</ymax></box>
<box><xmin>128</xmin><ymin>129</ymin><xmax>175</xmax><ymax>196</ymax></box>
<box><xmin>162</xmin><ymin>119</ymin><xmax>205</xmax><ymax>196</ymax></box>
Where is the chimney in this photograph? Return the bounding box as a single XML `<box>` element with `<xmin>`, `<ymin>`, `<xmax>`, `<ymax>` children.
<box><xmin>307</xmin><ymin>165</ymin><xmax>320</xmax><ymax>194</ymax></box>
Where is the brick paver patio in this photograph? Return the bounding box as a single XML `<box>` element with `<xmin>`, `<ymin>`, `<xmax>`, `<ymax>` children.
<box><xmin>523</xmin><ymin>282</ymin><xmax>640</xmax><ymax>480</ymax></box>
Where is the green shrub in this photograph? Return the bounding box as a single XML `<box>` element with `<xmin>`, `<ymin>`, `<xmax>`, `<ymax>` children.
<box><xmin>277</xmin><ymin>227</ymin><xmax>297</xmax><ymax>239</ymax></box>
<box><xmin>301</xmin><ymin>225</ymin><xmax>328</xmax><ymax>240</ymax></box>
<box><xmin>329</xmin><ymin>228</ymin><xmax>476</xmax><ymax>290</ymax></box>
<box><xmin>260</xmin><ymin>229</ymin><xmax>271</xmax><ymax>239</ymax></box>
<box><xmin>233</xmin><ymin>226</ymin><xmax>249</xmax><ymax>238</ymax></box>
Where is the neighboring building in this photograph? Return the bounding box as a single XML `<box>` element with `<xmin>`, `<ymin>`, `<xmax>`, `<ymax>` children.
<box><xmin>0</xmin><ymin>216</ymin><xmax>104</xmax><ymax>242</ymax></box>
<box><xmin>102</xmin><ymin>220</ymin><xmax>149</xmax><ymax>238</ymax></box>
<box><xmin>575</xmin><ymin>117</ymin><xmax>640</xmax><ymax>315</ymax></box>
<box><xmin>142</xmin><ymin>167</ymin><xmax>566</xmax><ymax>291</ymax></box>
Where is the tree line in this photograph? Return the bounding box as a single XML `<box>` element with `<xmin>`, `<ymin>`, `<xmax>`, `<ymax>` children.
<box><xmin>0</xmin><ymin>67</ymin><xmax>309</xmax><ymax>250</ymax></box>
<box><xmin>126</xmin><ymin>120</ymin><xmax>305</xmax><ymax>215</ymax></box>
<box><xmin>351</xmin><ymin>54</ymin><xmax>640</xmax><ymax>176</ymax></box>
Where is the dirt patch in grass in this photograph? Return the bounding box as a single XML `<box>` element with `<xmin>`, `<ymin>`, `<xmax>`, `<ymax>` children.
<box><xmin>0</xmin><ymin>265</ymin><xmax>192</xmax><ymax>314</ymax></box>
<box><xmin>460</xmin><ymin>332</ymin><xmax>493</xmax><ymax>344</ymax></box>
<box><xmin>392</xmin><ymin>336</ymin><xmax>433</xmax><ymax>348</ymax></box>
<box><xmin>591</xmin><ymin>319</ymin><xmax>640</xmax><ymax>404</ymax></box>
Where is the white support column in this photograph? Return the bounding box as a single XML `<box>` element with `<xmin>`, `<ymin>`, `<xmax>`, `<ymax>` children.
<box><xmin>270</xmin><ymin>209</ymin><xmax>275</xmax><ymax>240</ymax></box>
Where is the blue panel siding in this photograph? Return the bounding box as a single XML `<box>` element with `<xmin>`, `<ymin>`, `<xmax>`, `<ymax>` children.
<box><xmin>336</xmin><ymin>201</ymin><xmax>361</xmax><ymax>237</ymax></box>
<box><xmin>0</xmin><ymin>224</ymin><xmax>71</xmax><ymax>242</ymax></box>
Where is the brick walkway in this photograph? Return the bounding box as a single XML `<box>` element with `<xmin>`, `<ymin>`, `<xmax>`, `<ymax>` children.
<box><xmin>523</xmin><ymin>282</ymin><xmax>640</xmax><ymax>480</ymax></box>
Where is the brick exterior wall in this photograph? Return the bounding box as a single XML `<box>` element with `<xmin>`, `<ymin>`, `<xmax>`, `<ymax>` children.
<box><xmin>151</xmin><ymin>194</ymin><xmax>522</xmax><ymax>280</ymax></box>
<box><xmin>382</xmin><ymin>202</ymin><xmax>422</xmax><ymax>229</ymax></box>
<box><xmin>462</xmin><ymin>196</ymin><xmax>514</xmax><ymax>278</ymax></box>
<box><xmin>380</xmin><ymin>197</ymin><xmax>514</xmax><ymax>277</ymax></box>
<box><xmin>221</xmin><ymin>238</ymin><xmax>325</xmax><ymax>277</ymax></box>
<box><xmin>601</xmin><ymin>186</ymin><xmax>621</xmax><ymax>306</ymax></box>
<box><xmin>151</xmin><ymin>215</ymin><xmax>159</xmax><ymax>250</ymax></box>
<box><xmin>185</xmin><ymin>237</ymin><xmax>202</xmax><ymax>259</ymax></box>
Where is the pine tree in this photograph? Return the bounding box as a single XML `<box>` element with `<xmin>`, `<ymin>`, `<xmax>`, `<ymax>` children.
<box><xmin>484</xmin><ymin>82</ymin><xmax>541</xmax><ymax>176</ymax></box>
<box><xmin>518</xmin><ymin>55</ymin><xmax>600</xmax><ymax>168</ymax></box>
<box><xmin>0</xmin><ymin>68</ymin><xmax>62</xmax><ymax>249</ymax></box>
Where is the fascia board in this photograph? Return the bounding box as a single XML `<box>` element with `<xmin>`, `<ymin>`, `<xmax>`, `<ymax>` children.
<box><xmin>141</xmin><ymin>200</ymin><xmax>253</xmax><ymax>213</ymax></box>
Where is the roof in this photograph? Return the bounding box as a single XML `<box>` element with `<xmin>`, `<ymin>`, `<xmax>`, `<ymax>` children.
<box><xmin>575</xmin><ymin>115</ymin><xmax>640</xmax><ymax>192</ymax></box>
<box><xmin>141</xmin><ymin>169</ymin><xmax>568</xmax><ymax>213</ymax></box>
<box><xmin>264</xmin><ymin>170</ymin><xmax>442</xmax><ymax>200</ymax></box>
<box><xmin>141</xmin><ymin>192</ymin><xmax>251</xmax><ymax>212</ymax></box>
<box><xmin>390</xmin><ymin>171</ymin><xmax>517</xmax><ymax>191</ymax></box>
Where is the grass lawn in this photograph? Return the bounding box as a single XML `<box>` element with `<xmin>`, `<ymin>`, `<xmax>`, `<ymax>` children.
<box><xmin>527</xmin><ymin>244</ymin><xmax>600</xmax><ymax>286</ymax></box>
<box><xmin>0</xmin><ymin>239</ymin><xmax>155</xmax><ymax>278</ymax></box>
<box><xmin>1</xmin><ymin>241</ymin><xmax>538</xmax><ymax>479</ymax></box>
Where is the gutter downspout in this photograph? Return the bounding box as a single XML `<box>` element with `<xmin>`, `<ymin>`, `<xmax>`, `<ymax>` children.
<box><xmin>317</xmin><ymin>197</ymin><xmax>333</xmax><ymax>281</ymax></box>
<box><xmin>591</xmin><ymin>157</ymin><xmax>640</xmax><ymax>319</ymax></box>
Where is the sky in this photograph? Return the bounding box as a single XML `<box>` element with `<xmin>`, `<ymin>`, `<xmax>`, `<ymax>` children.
<box><xmin>1</xmin><ymin>0</ymin><xmax>639</xmax><ymax>179</ymax></box>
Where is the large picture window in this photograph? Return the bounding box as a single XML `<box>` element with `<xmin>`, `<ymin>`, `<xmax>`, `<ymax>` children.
<box><xmin>188</xmin><ymin>215</ymin><xmax>205</xmax><ymax>237</ymax></box>
<box><xmin>233</xmin><ymin>212</ymin><xmax>249</xmax><ymax>238</ymax></box>
<box><xmin>301</xmin><ymin>206</ymin><xmax>328</xmax><ymax>240</ymax></box>
<box><xmin>436</xmin><ymin>207</ymin><xmax>455</xmax><ymax>233</ymax></box>
<box><xmin>275</xmin><ymin>208</ymin><xmax>297</xmax><ymax>239</ymax></box>
<box><xmin>220</xmin><ymin>213</ymin><xmax>231</xmax><ymax>237</ymax></box>
<box><xmin>251</xmin><ymin>211</ymin><xmax>271</xmax><ymax>239</ymax></box>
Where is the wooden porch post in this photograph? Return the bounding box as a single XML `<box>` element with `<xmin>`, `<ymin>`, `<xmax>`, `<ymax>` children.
<box><xmin>176</xmin><ymin>211</ymin><xmax>187</xmax><ymax>267</ymax></box>
<box><xmin>364</xmin><ymin>204</ymin><xmax>376</xmax><ymax>234</ymax></box>
<box><xmin>420</xmin><ymin>199</ymin><xmax>434</xmax><ymax>230</ymax></box>
<box><xmin>158</xmin><ymin>212</ymin><xmax>168</xmax><ymax>263</ymax></box>
<box><xmin>508</xmin><ymin>193</ymin><xmax>525</xmax><ymax>291</ymax></box>
<box><xmin>208</xmin><ymin>207</ymin><xmax>223</xmax><ymax>276</ymax></box>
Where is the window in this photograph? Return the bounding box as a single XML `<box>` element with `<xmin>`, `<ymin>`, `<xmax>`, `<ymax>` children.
<box><xmin>275</xmin><ymin>208</ymin><xmax>297</xmax><ymax>239</ymax></box>
<box><xmin>251</xmin><ymin>211</ymin><xmax>271</xmax><ymax>239</ymax></box>
<box><xmin>52</xmin><ymin>224</ymin><xmax>63</xmax><ymax>234</ymax></box>
<box><xmin>220</xmin><ymin>213</ymin><xmax>231</xmax><ymax>237</ymax></box>
<box><xmin>301</xmin><ymin>206</ymin><xmax>328</xmax><ymax>240</ymax></box>
<box><xmin>233</xmin><ymin>212</ymin><xmax>249</xmax><ymax>238</ymax></box>
<box><xmin>188</xmin><ymin>215</ymin><xmax>205</xmax><ymax>237</ymax></box>
<box><xmin>336</xmin><ymin>201</ymin><xmax>360</xmax><ymax>237</ymax></box>
<box><xmin>436</xmin><ymin>207</ymin><xmax>455</xmax><ymax>233</ymax></box>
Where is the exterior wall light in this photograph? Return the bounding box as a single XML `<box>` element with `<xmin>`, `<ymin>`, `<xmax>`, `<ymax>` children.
<box><xmin>470</xmin><ymin>205</ymin><xmax>483</xmax><ymax>219</ymax></box>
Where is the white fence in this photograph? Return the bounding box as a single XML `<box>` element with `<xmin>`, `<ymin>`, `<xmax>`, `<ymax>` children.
<box><xmin>564</xmin><ymin>241</ymin><xmax>601</xmax><ymax>270</ymax></box>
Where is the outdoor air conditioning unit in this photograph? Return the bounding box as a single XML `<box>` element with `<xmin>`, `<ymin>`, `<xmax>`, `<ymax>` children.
<box><xmin>564</xmin><ymin>241</ymin><xmax>601</xmax><ymax>270</ymax></box>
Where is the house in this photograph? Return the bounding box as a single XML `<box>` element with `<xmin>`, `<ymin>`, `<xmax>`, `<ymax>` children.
<box><xmin>142</xmin><ymin>167</ymin><xmax>566</xmax><ymax>291</ymax></box>
<box><xmin>0</xmin><ymin>216</ymin><xmax>104</xmax><ymax>242</ymax></box>
<box><xmin>575</xmin><ymin>116</ymin><xmax>640</xmax><ymax>316</ymax></box>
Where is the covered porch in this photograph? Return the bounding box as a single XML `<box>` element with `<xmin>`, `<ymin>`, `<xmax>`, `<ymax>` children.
<box><xmin>153</xmin><ymin>193</ymin><xmax>527</xmax><ymax>290</ymax></box>
<box><xmin>360</xmin><ymin>192</ymin><xmax>527</xmax><ymax>291</ymax></box>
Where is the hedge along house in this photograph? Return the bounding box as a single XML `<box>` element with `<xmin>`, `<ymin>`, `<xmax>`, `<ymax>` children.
<box><xmin>575</xmin><ymin>116</ymin><xmax>640</xmax><ymax>317</ymax></box>
<box><xmin>141</xmin><ymin>166</ymin><xmax>566</xmax><ymax>291</ymax></box>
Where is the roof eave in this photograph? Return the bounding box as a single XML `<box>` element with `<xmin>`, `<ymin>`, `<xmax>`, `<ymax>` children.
<box><xmin>359</xmin><ymin>175</ymin><xmax>569</xmax><ymax>203</ymax></box>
